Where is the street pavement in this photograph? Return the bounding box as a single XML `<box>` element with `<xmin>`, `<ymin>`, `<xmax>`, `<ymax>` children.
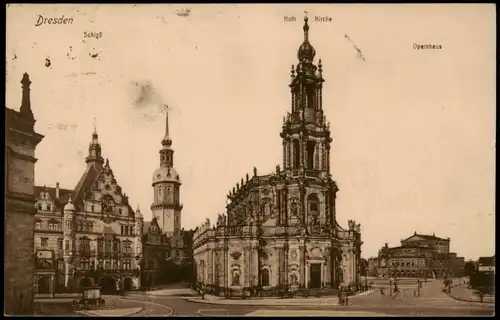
<box><xmin>120</xmin><ymin>281</ymin><xmax>494</xmax><ymax>317</ymax></box>
<box><xmin>34</xmin><ymin>279</ymin><xmax>494</xmax><ymax>316</ymax></box>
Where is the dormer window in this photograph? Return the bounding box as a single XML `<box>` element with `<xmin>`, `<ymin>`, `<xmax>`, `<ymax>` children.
<box><xmin>37</xmin><ymin>204</ymin><xmax>42</xmax><ymax>211</ymax></box>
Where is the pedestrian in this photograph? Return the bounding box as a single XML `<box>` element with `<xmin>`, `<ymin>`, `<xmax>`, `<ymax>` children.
<box><xmin>116</xmin><ymin>280</ymin><xmax>120</xmax><ymax>296</ymax></box>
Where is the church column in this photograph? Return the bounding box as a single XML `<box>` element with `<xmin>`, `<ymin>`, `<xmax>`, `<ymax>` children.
<box><xmin>326</xmin><ymin>146</ymin><xmax>330</xmax><ymax>172</ymax></box>
<box><xmin>223</xmin><ymin>241</ymin><xmax>229</xmax><ymax>295</ymax></box>
<box><xmin>315</xmin><ymin>142</ymin><xmax>320</xmax><ymax>170</ymax></box>
<box><xmin>330</xmin><ymin>247</ymin><xmax>337</xmax><ymax>289</ymax></box>
<box><xmin>243</xmin><ymin>245</ymin><xmax>250</xmax><ymax>287</ymax></box>
<box><xmin>208</xmin><ymin>249</ymin><xmax>214</xmax><ymax>285</ymax></box>
<box><xmin>282</xmin><ymin>141</ymin><xmax>286</xmax><ymax>170</ymax></box>
<box><xmin>283</xmin><ymin>187</ymin><xmax>288</xmax><ymax>225</ymax></box>
<box><xmin>299</xmin><ymin>244</ymin><xmax>306</xmax><ymax>287</ymax></box>
<box><xmin>321</xmin><ymin>143</ymin><xmax>326</xmax><ymax>171</ymax></box>
<box><xmin>323</xmin><ymin>188</ymin><xmax>329</xmax><ymax>225</ymax></box>
<box><xmin>275</xmin><ymin>245</ymin><xmax>282</xmax><ymax>287</ymax></box>
<box><xmin>302</xmin><ymin>139</ymin><xmax>307</xmax><ymax>170</ymax></box>
<box><xmin>284</xmin><ymin>241</ymin><xmax>289</xmax><ymax>289</ymax></box>
<box><xmin>321</xmin><ymin>262</ymin><xmax>325</xmax><ymax>288</ymax></box>
<box><xmin>286</xmin><ymin>140</ymin><xmax>291</xmax><ymax>169</ymax></box>
<box><xmin>319</xmin><ymin>86</ymin><xmax>323</xmax><ymax>110</ymax></box>
<box><xmin>300</xmin><ymin>181</ymin><xmax>305</xmax><ymax>225</ymax></box>
<box><xmin>305</xmin><ymin>261</ymin><xmax>309</xmax><ymax>288</ymax></box>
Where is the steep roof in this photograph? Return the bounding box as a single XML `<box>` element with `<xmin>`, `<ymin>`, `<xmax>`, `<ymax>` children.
<box><xmin>34</xmin><ymin>185</ymin><xmax>73</xmax><ymax>209</ymax></box>
<box><xmin>72</xmin><ymin>164</ymin><xmax>101</xmax><ymax>209</ymax></box>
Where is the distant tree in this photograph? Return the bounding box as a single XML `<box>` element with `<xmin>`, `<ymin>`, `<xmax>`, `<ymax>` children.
<box><xmin>464</xmin><ymin>261</ymin><xmax>476</xmax><ymax>277</ymax></box>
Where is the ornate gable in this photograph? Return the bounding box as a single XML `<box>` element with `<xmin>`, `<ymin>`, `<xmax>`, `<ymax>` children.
<box><xmin>80</xmin><ymin>159</ymin><xmax>135</xmax><ymax>222</ymax></box>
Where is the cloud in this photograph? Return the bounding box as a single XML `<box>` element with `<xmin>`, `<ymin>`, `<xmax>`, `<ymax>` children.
<box><xmin>127</xmin><ymin>79</ymin><xmax>167</xmax><ymax>122</ymax></box>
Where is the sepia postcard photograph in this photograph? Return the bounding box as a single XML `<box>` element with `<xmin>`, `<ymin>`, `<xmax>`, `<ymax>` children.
<box><xmin>4</xmin><ymin>3</ymin><xmax>495</xmax><ymax>317</ymax></box>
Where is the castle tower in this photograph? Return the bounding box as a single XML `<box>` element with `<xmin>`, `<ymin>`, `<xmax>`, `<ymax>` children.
<box><xmin>150</xmin><ymin>109</ymin><xmax>183</xmax><ymax>235</ymax></box>
<box><xmin>62</xmin><ymin>197</ymin><xmax>76</xmax><ymax>287</ymax></box>
<box><xmin>280</xmin><ymin>16</ymin><xmax>333</xmax><ymax>179</ymax></box>
<box><xmin>85</xmin><ymin>120</ymin><xmax>104</xmax><ymax>168</ymax></box>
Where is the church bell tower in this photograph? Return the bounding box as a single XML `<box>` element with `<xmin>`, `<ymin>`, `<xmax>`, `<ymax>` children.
<box><xmin>280</xmin><ymin>16</ymin><xmax>333</xmax><ymax>180</ymax></box>
<box><xmin>150</xmin><ymin>109</ymin><xmax>183</xmax><ymax>236</ymax></box>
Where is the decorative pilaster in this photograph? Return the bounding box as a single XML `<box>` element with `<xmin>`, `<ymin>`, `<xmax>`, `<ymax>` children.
<box><xmin>299</xmin><ymin>245</ymin><xmax>306</xmax><ymax>287</ymax></box>
<box><xmin>284</xmin><ymin>241</ymin><xmax>289</xmax><ymax>289</ymax></box>
<box><xmin>243</xmin><ymin>245</ymin><xmax>250</xmax><ymax>287</ymax></box>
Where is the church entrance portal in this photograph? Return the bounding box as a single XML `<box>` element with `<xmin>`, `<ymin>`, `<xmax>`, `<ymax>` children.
<box><xmin>309</xmin><ymin>263</ymin><xmax>322</xmax><ymax>289</ymax></box>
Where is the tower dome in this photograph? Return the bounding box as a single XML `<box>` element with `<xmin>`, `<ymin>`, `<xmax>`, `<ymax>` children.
<box><xmin>297</xmin><ymin>16</ymin><xmax>316</xmax><ymax>61</ymax></box>
<box><xmin>135</xmin><ymin>205</ymin><xmax>143</xmax><ymax>219</ymax></box>
<box><xmin>64</xmin><ymin>196</ymin><xmax>76</xmax><ymax>211</ymax></box>
<box><xmin>152</xmin><ymin>166</ymin><xmax>181</xmax><ymax>185</ymax></box>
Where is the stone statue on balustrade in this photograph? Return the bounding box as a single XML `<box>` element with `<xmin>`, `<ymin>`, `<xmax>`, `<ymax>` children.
<box><xmin>348</xmin><ymin>220</ymin><xmax>356</xmax><ymax>230</ymax></box>
<box><xmin>355</xmin><ymin>223</ymin><xmax>361</xmax><ymax>233</ymax></box>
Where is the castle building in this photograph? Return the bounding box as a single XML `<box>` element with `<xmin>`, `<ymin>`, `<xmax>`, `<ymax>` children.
<box><xmin>33</xmin><ymin>127</ymin><xmax>144</xmax><ymax>294</ymax></box>
<box><xmin>142</xmin><ymin>111</ymin><xmax>191</xmax><ymax>285</ymax></box>
<box><xmin>372</xmin><ymin>232</ymin><xmax>464</xmax><ymax>279</ymax></box>
<box><xmin>193</xmin><ymin>17</ymin><xmax>363</xmax><ymax>296</ymax></box>
<box><xmin>5</xmin><ymin>73</ymin><xmax>44</xmax><ymax>315</ymax></box>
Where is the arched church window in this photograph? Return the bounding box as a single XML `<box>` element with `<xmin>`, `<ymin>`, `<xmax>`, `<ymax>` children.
<box><xmin>261</xmin><ymin>268</ymin><xmax>270</xmax><ymax>286</ymax></box>
<box><xmin>293</xmin><ymin>140</ymin><xmax>300</xmax><ymax>169</ymax></box>
<box><xmin>158</xmin><ymin>187</ymin><xmax>162</xmax><ymax>199</ymax></box>
<box><xmin>307</xmin><ymin>141</ymin><xmax>316</xmax><ymax>170</ymax></box>
<box><xmin>306</xmin><ymin>86</ymin><xmax>315</xmax><ymax>109</ymax></box>
<box><xmin>307</xmin><ymin>194</ymin><xmax>319</xmax><ymax>215</ymax></box>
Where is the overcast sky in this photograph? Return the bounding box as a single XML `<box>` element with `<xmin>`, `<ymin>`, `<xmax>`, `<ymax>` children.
<box><xmin>6</xmin><ymin>4</ymin><xmax>495</xmax><ymax>260</ymax></box>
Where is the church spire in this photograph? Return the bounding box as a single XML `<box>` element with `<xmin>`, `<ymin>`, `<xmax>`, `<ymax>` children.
<box><xmin>160</xmin><ymin>107</ymin><xmax>174</xmax><ymax>167</ymax></box>
<box><xmin>161</xmin><ymin>105</ymin><xmax>172</xmax><ymax>148</ymax></box>
<box><xmin>281</xmin><ymin>14</ymin><xmax>331</xmax><ymax>176</ymax></box>
<box><xmin>303</xmin><ymin>16</ymin><xmax>309</xmax><ymax>42</ymax></box>
<box><xmin>297</xmin><ymin>16</ymin><xmax>316</xmax><ymax>62</ymax></box>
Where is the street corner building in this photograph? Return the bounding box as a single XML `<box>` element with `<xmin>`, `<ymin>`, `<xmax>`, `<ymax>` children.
<box><xmin>192</xmin><ymin>17</ymin><xmax>363</xmax><ymax>297</ymax></box>
<box><xmin>5</xmin><ymin>73</ymin><xmax>44</xmax><ymax>315</ymax></box>
<box><xmin>33</xmin><ymin>126</ymin><xmax>144</xmax><ymax>295</ymax></box>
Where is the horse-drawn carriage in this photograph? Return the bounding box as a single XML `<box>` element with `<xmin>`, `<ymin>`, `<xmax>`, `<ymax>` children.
<box><xmin>72</xmin><ymin>285</ymin><xmax>106</xmax><ymax>309</ymax></box>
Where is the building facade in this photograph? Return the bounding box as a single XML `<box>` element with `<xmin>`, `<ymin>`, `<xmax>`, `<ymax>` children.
<box><xmin>193</xmin><ymin>17</ymin><xmax>363</xmax><ymax>296</ymax></box>
<box><xmin>33</xmin><ymin>128</ymin><xmax>144</xmax><ymax>294</ymax></box>
<box><xmin>373</xmin><ymin>232</ymin><xmax>464</xmax><ymax>279</ymax></box>
<box><xmin>5</xmin><ymin>73</ymin><xmax>44</xmax><ymax>315</ymax></box>
<box><xmin>141</xmin><ymin>217</ymin><xmax>170</xmax><ymax>287</ymax></box>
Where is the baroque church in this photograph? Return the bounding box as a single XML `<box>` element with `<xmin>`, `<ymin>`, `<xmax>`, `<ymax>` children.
<box><xmin>193</xmin><ymin>17</ymin><xmax>362</xmax><ymax>296</ymax></box>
